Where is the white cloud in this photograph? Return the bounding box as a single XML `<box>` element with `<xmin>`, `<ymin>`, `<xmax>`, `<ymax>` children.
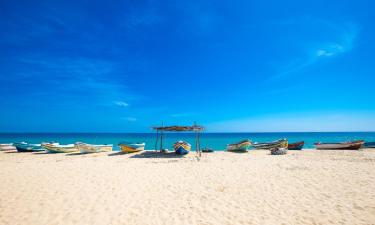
<box><xmin>114</xmin><ymin>101</ymin><xmax>129</xmax><ymax>107</ymax></box>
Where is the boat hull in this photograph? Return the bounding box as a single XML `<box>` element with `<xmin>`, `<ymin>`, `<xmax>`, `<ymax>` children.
<box><xmin>173</xmin><ymin>141</ymin><xmax>191</xmax><ymax>155</ymax></box>
<box><xmin>288</xmin><ymin>141</ymin><xmax>304</xmax><ymax>150</ymax></box>
<box><xmin>364</xmin><ymin>142</ymin><xmax>375</xmax><ymax>148</ymax></box>
<box><xmin>226</xmin><ymin>140</ymin><xmax>251</xmax><ymax>152</ymax></box>
<box><xmin>202</xmin><ymin>148</ymin><xmax>214</xmax><ymax>153</ymax></box>
<box><xmin>14</xmin><ymin>143</ymin><xmax>46</xmax><ymax>152</ymax></box>
<box><xmin>118</xmin><ymin>143</ymin><xmax>145</xmax><ymax>153</ymax></box>
<box><xmin>252</xmin><ymin>139</ymin><xmax>288</xmax><ymax>150</ymax></box>
<box><xmin>315</xmin><ymin>140</ymin><xmax>364</xmax><ymax>150</ymax></box>
<box><xmin>0</xmin><ymin>144</ymin><xmax>16</xmax><ymax>151</ymax></box>
<box><xmin>75</xmin><ymin>143</ymin><xmax>113</xmax><ymax>153</ymax></box>
<box><xmin>42</xmin><ymin>144</ymin><xmax>78</xmax><ymax>153</ymax></box>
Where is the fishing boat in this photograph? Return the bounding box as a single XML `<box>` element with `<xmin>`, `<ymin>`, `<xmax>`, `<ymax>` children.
<box><xmin>14</xmin><ymin>142</ymin><xmax>58</xmax><ymax>152</ymax></box>
<box><xmin>118</xmin><ymin>142</ymin><xmax>145</xmax><ymax>153</ymax></box>
<box><xmin>288</xmin><ymin>141</ymin><xmax>305</xmax><ymax>150</ymax></box>
<box><xmin>75</xmin><ymin>142</ymin><xmax>113</xmax><ymax>153</ymax></box>
<box><xmin>173</xmin><ymin>141</ymin><xmax>191</xmax><ymax>155</ymax></box>
<box><xmin>42</xmin><ymin>143</ymin><xmax>79</xmax><ymax>153</ymax></box>
<box><xmin>202</xmin><ymin>147</ymin><xmax>214</xmax><ymax>153</ymax></box>
<box><xmin>314</xmin><ymin>140</ymin><xmax>364</xmax><ymax>150</ymax></box>
<box><xmin>252</xmin><ymin>139</ymin><xmax>288</xmax><ymax>150</ymax></box>
<box><xmin>364</xmin><ymin>142</ymin><xmax>375</xmax><ymax>148</ymax></box>
<box><xmin>226</xmin><ymin>139</ymin><xmax>251</xmax><ymax>152</ymax></box>
<box><xmin>0</xmin><ymin>143</ymin><xmax>16</xmax><ymax>151</ymax></box>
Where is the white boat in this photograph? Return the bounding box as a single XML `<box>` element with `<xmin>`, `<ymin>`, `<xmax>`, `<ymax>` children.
<box><xmin>0</xmin><ymin>143</ymin><xmax>16</xmax><ymax>151</ymax></box>
<box><xmin>315</xmin><ymin>140</ymin><xmax>364</xmax><ymax>150</ymax></box>
<box><xmin>75</xmin><ymin>142</ymin><xmax>113</xmax><ymax>153</ymax></box>
<box><xmin>42</xmin><ymin>143</ymin><xmax>79</xmax><ymax>153</ymax></box>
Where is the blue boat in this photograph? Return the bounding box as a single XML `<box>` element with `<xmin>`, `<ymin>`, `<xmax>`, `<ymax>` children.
<box><xmin>14</xmin><ymin>142</ymin><xmax>58</xmax><ymax>152</ymax></box>
<box><xmin>173</xmin><ymin>141</ymin><xmax>191</xmax><ymax>155</ymax></box>
<box><xmin>14</xmin><ymin>142</ymin><xmax>44</xmax><ymax>152</ymax></box>
<box><xmin>364</xmin><ymin>142</ymin><xmax>375</xmax><ymax>148</ymax></box>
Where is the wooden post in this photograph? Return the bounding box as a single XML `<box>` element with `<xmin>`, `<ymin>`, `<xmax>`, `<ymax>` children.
<box><xmin>154</xmin><ymin>130</ymin><xmax>159</xmax><ymax>152</ymax></box>
<box><xmin>198</xmin><ymin>131</ymin><xmax>201</xmax><ymax>157</ymax></box>
<box><xmin>160</xmin><ymin>130</ymin><xmax>163</xmax><ymax>152</ymax></box>
<box><xmin>159</xmin><ymin>122</ymin><xmax>164</xmax><ymax>152</ymax></box>
<box><xmin>195</xmin><ymin>131</ymin><xmax>199</xmax><ymax>154</ymax></box>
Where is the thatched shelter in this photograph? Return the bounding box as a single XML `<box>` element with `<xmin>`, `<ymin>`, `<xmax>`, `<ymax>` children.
<box><xmin>153</xmin><ymin>123</ymin><xmax>204</xmax><ymax>156</ymax></box>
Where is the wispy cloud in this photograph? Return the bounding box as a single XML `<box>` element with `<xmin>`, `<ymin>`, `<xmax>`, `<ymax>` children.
<box><xmin>114</xmin><ymin>101</ymin><xmax>129</xmax><ymax>107</ymax></box>
<box><xmin>2</xmin><ymin>55</ymin><xmax>138</xmax><ymax>108</ymax></box>
<box><xmin>270</xmin><ymin>19</ymin><xmax>359</xmax><ymax>80</ymax></box>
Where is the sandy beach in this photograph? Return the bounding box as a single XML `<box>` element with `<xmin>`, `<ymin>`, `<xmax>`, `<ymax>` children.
<box><xmin>1</xmin><ymin>149</ymin><xmax>375</xmax><ymax>225</ymax></box>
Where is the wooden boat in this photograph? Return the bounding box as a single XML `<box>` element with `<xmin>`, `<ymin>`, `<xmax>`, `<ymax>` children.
<box><xmin>288</xmin><ymin>141</ymin><xmax>304</xmax><ymax>150</ymax></box>
<box><xmin>364</xmin><ymin>142</ymin><xmax>375</xmax><ymax>148</ymax></box>
<box><xmin>75</xmin><ymin>142</ymin><xmax>113</xmax><ymax>153</ymax></box>
<box><xmin>14</xmin><ymin>142</ymin><xmax>58</xmax><ymax>152</ymax></box>
<box><xmin>226</xmin><ymin>139</ymin><xmax>251</xmax><ymax>152</ymax></box>
<box><xmin>173</xmin><ymin>141</ymin><xmax>191</xmax><ymax>155</ymax></box>
<box><xmin>118</xmin><ymin>142</ymin><xmax>145</xmax><ymax>153</ymax></box>
<box><xmin>252</xmin><ymin>139</ymin><xmax>288</xmax><ymax>150</ymax></box>
<box><xmin>202</xmin><ymin>147</ymin><xmax>214</xmax><ymax>153</ymax></box>
<box><xmin>314</xmin><ymin>140</ymin><xmax>364</xmax><ymax>150</ymax></box>
<box><xmin>0</xmin><ymin>143</ymin><xmax>16</xmax><ymax>151</ymax></box>
<box><xmin>42</xmin><ymin>143</ymin><xmax>79</xmax><ymax>153</ymax></box>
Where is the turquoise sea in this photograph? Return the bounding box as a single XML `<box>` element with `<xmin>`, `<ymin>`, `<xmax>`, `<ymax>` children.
<box><xmin>1</xmin><ymin>132</ymin><xmax>374</xmax><ymax>150</ymax></box>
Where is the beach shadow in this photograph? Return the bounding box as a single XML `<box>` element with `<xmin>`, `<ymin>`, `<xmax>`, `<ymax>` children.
<box><xmin>33</xmin><ymin>151</ymin><xmax>53</xmax><ymax>155</ymax></box>
<box><xmin>5</xmin><ymin>151</ymin><xmax>26</xmax><ymax>154</ymax></box>
<box><xmin>129</xmin><ymin>151</ymin><xmax>187</xmax><ymax>159</ymax></box>
<box><xmin>65</xmin><ymin>152</ymin><xmax>93</xmax><ymax>156</ymax></box>
<box><xmin>226</xmin><ymin>151</ymin><xmax>249</xmax><ymax>154</ymax></box>
<box><xmin>108</xmin><ymin>151</ymin><xmax>127</xmax><ymax>157</ymax></box>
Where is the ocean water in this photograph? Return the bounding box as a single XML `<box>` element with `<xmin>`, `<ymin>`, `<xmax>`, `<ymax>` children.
<box><xmin>1</xmin><ymin>132</ymin><xmax>374</xmax><ymax>150</ymax></box>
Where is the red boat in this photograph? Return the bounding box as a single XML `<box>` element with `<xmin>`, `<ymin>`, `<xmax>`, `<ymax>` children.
<box><xmin>288</xmin><ymin>141</ymin><xmax>304</xmax><ymax>150</ymax></box>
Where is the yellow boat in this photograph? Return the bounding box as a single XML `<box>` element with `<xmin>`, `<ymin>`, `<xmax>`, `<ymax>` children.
<box><xmin>118</xmin><ymin>142</ymin><xmax>145</xmax><ymax>153</ymax></box>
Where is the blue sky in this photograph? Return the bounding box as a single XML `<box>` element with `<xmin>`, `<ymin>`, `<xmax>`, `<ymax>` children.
<box><xmin>0</xmin><ymin>0</ymin><xmax>374</xmax><ymax>132</ymax></box>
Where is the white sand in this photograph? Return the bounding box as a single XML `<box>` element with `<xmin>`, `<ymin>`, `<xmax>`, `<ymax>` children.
<box><xmin>1</xmin><ymin>149</ymin><xmax>375</xmax><ymax>225</ymax></box>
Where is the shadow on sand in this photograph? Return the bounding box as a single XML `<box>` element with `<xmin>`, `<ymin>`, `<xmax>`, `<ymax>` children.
<box><xmin>65</xmin><ymin>152</ymin><xmax>94</xmax><ymax>156</ymax></box>
<box><xmin>5</xmin><ymin>150</ymin><xmax>28</xmax><ymax>154</ymax></box>
<box><xmin>107</xmin><ymin>151</ymin><xmax>128</xmax><ymax>157</ymax></box>
<box><xmin>130</xmin><ymin>151</ymin><xmax>187</xmax><ymax>159</ymax></box>
<box><xmin>106</xmin><ymin>150</ymin><xmax>187</xmax><ymax>158</ymax></box>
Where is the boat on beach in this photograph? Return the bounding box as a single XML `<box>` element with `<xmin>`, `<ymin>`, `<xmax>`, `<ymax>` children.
<box><xmin>75</xmin><ymin>142</ymin><xmax>113</xmax><ymax>153</ymax></box>
<box><xmin>364</xmin><ymin>142</ymin><xmax>375</xmax><ymax>148</ymax></box>
<box><xmin>42</xmin><ymin>143</ymin><xmax>79</xmax><ymax>153</ymax></box>
<box><xmin>252</xmin><ymin>139</ymin><xmax>288</xmax><ymax>150</ymax></box>
<box><xmin>314</xmin><ymin>140</ymin><xmax>364</xmax><ymax>150</ymax></box>
<box><xmin>173</xmin><ymin>141</ymin><xmax>191</xmax><ymax>155</ymax></box>
<box><xmin>202</xmin><ymin>147</ymin><xmax>214</xmax><ymax>153</ymax></box>
<box><xmin>0</xmin><ymin>143</ymin><xmax>17</xmax><ymax>151</ymax></box>
<box><xmin>118</xmin><ymin>142</ymin><xmax>145</xmax><ymax>153</ymax></box>
<box><xmin>14</xmin><ymin>142</ymin><xmax>59</xmax><ymax>152</ymax></box>
<box><xmin>226</xmin><ymin>139</ymin><xmax>252</xmax><ymax>152</ymax></box>
<box><xmin>288</xmin><ymin>141</ymin><xmax>304</xmax><ymax>150</ymax></box>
